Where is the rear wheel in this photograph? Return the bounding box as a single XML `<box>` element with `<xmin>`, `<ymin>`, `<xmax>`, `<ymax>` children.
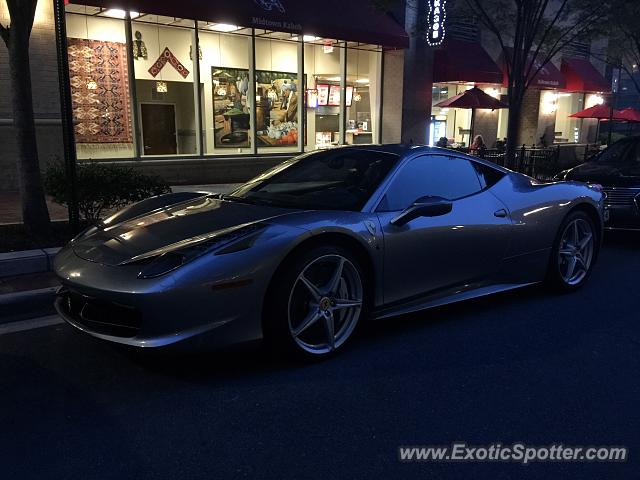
<box><xmin>546</xmin><ymin>211</ymin><xmax>598</xmax><ymax>291</ymax></box>
<box><xmin>264</xmin><ymin>245</ymin><xmax>366</xmax><ymax>359</ymax></box>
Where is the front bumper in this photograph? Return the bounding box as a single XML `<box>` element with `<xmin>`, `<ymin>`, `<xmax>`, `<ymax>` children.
<box><xmin>54</xmin><ymin>288</ymin><xmax>237</xmax><ymax>348</ymax></box>
<box><xmin>53</xmin><ymin>246</ymin><xmax>270</xmax><ymax>349</ymax></box>
<box><xmin>603</xmin><ymin>205</ymin><xmax>640</xmax><ymax>230</ymax></box>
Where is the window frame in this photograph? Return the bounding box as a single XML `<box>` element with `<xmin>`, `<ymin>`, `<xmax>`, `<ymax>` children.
<box><xmin>371</xmin><ymin>153</ymin><xmax>506</xmax><ymax>213</ymax></box>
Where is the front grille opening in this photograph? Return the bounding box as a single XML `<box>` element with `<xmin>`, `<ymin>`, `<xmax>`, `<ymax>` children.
<box><xmin>603</xmin><ymin>188</ymin><xmax>640</xmax><ymax>207</ymax></box>
<box><xmin>59</xmin><ymin>288</ymin><xmax>142</xmax><ymax>338</ymax></box>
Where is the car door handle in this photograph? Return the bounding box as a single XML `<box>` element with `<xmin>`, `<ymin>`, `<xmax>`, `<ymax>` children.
<box><xmin>494</xmin><ymin>209</ymin><xmax>508</xmax><ymax>218</ymax></box>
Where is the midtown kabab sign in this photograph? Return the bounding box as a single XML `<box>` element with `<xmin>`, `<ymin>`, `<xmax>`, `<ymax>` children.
<box><xmin>427</xmin><ymin>0</ymin><xmax>447</xmax><ymax>46</ymax></box>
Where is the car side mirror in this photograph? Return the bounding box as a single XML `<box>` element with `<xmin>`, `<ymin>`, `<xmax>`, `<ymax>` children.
<box><xmin>390</xmin><ymin>196</ymin><xmax>453</xmax><ymax>227</ymax></box>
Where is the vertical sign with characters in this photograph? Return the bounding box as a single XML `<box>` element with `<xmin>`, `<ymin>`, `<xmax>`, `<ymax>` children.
<box><xmin>426</xmin><ymin>0</ymin><xmax>446</xmax><ymax>46</ymax></box>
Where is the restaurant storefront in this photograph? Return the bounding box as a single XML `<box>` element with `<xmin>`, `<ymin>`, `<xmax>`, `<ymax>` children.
<box><xmin>1</xmin><ymin>0</ymin><xmax>611</xmax><ymax>194</ymax></box>
<box><xmin>59</xmin><ymin>0</ymin><xmax>409</xmax><ymax>169</ymax></box>
<box><xmin>430</xmin><ymin>38</ymin><xmax>504</xmax><ymax>147</ymax></box>
<box><xmin>0</xmin><ymin>0</ymin><xmax>411</xmax><ymax>189</ymax></box>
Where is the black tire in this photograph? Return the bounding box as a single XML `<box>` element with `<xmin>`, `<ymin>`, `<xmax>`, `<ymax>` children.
<box><xmin>263</xmin><ymin>244</ymin><xmax>368</xmax><ymax>360</ymax></box>
<box><xmin>546</xmin><ymin>210</ymin><xmax>599</xmax><ymax>292</ymax></box>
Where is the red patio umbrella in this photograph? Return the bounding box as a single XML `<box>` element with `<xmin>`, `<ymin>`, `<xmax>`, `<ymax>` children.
<box><xmin>434</xmin><ymin>86</ymin><xmax>508</xmax><ymax>145</ymax></box>
<box><xmin>569</xmin><ymin>104</ymin><xmax>627</xmax><ymax>142</ymax></box>
<box><xmin>618</xmin><ymin>107</ymin><xmax>640</xmax><ymax>123</ymax></box>
<box><xmin>568</xmin><ymin>104</ymin><xmax>626</xmax><ymax>120</ymax></box>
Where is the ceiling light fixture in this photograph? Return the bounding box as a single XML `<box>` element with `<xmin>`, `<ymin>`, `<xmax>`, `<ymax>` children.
<box><xmin>292</xmin><ymin>35</ymin><xmax>321</xmax><ymax>42</ymax></box>
<box><xmin>208</xmin><ymin>23</ymin><xmax>242</xmax><ymax>32</ymax></box>
<box><xmin>103</xmin><ymin>9</ymin><xmax>140</xmax><ymax>19</ymax></box>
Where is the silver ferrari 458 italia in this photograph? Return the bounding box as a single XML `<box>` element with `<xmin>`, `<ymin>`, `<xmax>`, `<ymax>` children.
<box><xmin>54</xmin><ymin>145</ymin><xmax>604</xmax><ymax>358</ymax></box>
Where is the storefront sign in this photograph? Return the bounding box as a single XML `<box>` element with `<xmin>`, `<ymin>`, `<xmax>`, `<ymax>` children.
<box><xmin>251</xmin><ymin>16</ymin><xmax>302</xmax><ymax>32</ymax></box>
<box><xmin>426</xmin><ymin>0</ymin><xmax>447</xmax><ymax>47</ymax></box>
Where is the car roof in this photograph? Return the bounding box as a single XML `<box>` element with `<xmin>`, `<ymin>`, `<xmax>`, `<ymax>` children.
<box><xmin>338</xmin><ymin>144</ymin><xmax>448</xmax><ymax>157</ymax></box>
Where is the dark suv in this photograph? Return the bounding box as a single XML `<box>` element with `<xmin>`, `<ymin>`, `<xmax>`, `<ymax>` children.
<box><xmin>557</xmin><ymin>137</ymin><xmax>640</xmax><ymax>230</ymax></box>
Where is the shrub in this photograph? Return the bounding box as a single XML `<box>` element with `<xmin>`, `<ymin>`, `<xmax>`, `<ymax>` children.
<box><xmin>45</xmin><ymin>160</ymin><xmax>171</xmax><ymax>222</ymax></box>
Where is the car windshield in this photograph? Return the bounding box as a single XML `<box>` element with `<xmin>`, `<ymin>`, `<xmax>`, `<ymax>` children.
<box><xmin>593</xmin><ymin>138</ymin><xmax>638</xmax><ymax>164</ymax></box>
<box><xmin>228</xmin><ymin>149</ymin><xmax>400</xmax><ymax>210</ymax></box>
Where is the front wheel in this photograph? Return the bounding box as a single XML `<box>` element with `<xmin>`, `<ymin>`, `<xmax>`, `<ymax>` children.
<box><xmin>264</xmin><ymin>245</ymin><xmax>366</xmax><ymax>359</ymax></box>
<box><xmin>546</xmin><ymin>211</ymin><xmax>598</xmax><ymax>291</ymax></box>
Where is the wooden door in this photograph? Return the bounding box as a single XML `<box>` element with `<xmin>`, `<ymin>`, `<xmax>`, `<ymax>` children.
<box><xmin>141</xmin><ymin>103</ymin><xmax>177</xmax><ymax>155</ymax></box>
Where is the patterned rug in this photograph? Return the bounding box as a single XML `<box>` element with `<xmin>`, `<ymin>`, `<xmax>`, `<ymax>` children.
<box><xmin>68</xmin><ymin>38</ymin><xmax>133</xmax><ymax>144</ymax></box>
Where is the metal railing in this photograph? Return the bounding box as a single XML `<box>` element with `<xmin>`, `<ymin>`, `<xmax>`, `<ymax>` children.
<box><xmin>451</xmin><ymin>143</ymin><xmax>603</xmax><ymax>182</ymax></box>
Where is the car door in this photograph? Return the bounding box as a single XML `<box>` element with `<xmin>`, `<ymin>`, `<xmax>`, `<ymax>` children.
<box><xmin>376</xmin><ymin>154</ymin><xmax>512</xmax><ymax>305</ymax></box>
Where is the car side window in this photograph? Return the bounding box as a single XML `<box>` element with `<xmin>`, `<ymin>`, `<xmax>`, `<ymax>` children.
<box><xmin>377</xmin><ymin>155</ymin><xmax>483</xmax><ymax>212</ymax></box>
<box><xmin>473</xmin><ymin>162</ymin><xmax>506</xmax><ymax>189</ymax></box>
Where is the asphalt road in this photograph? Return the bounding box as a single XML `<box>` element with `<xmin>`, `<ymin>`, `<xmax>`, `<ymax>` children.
<box><xmin>1</xmin><ymin>232</ymin><xmax>639</xmax><ymax>479</ymax></box>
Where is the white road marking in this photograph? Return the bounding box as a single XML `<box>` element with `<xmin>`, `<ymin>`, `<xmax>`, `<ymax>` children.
<box><xmin>0</xmin><ymin>315</ymin><xmax>64</xmax><ymax>336</ymax></box>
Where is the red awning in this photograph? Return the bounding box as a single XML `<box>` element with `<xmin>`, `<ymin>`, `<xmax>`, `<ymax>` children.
<box><xmin>433</xmin><ymin>39</ymin><xmax>503</xmax><ymax>84</ymax></box>
<box><xmin>68</xmin><ymin>0</ymin><xmax>409</xmax><ymax>48</ymax></box>
<box><xmin>561</xmin><ymin>58</ymin><xmax>610</xmax><ymax>93</ymax></box>
<box><xmin>500</xmin><ymin>49</ymin><xmax>566</xmax><ymax>89</ymax></box>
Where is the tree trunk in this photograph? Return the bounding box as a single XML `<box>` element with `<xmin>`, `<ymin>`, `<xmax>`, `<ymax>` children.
<box><xmin>504</xmin><ymin>79</ymin><xmax>526</xmax><ymax>170</ymax></box>
<box><xmin>505</xmin><ymin>100</ymin><xmax>522</xmax><ymax>170</ymax></box>
<box><xmin>7</xmin><ymin>24</ymin><xmax>52</xmax><ymax>241</ymax></box>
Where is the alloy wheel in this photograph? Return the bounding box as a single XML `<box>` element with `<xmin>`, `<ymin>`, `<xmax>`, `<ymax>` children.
<box><xmin>287</xmin><ymin>254</ymin><xmax>363</xmax><ymax>355</ymax></box>
<box><xmin>558</xmin><ymin>218</ymin><xmax>595</xmax><ymax>286</ymax></box>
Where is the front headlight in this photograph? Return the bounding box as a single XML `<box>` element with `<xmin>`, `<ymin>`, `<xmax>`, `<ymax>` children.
<box><xmin>131</xmin><ymin>223</ymin><xmax>265</xmax><ymax>279</ymax></box>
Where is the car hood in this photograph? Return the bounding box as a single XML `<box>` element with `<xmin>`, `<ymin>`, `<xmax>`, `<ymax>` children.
<box><xmin>567</xmin><ymin>161</ymin><xmax>640</xmax><ymax>188</ymax></box>
<box><xmin>72</xmin><ymin>196</ymin><xmax>298</xmax><ymax>266</ymax></box>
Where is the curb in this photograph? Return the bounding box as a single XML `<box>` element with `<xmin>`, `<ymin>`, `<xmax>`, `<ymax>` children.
<box><xmin>0</xmin><ymin>247</ymin><xmax>61</xmax><ymax>279</ymax></box>
<box><xmin>0</xmin><ymin>287</ymin><xmax>59</xmax><ymax>325</ymax></box>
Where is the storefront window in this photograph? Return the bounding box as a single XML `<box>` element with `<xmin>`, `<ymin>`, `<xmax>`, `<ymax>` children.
<box><xmin>304</xmin><ymin>39</ymin><xmax>344</xmax><ymax>150</ymax></box>
<box><xmin>65</xmin><ymin>6</ymin><xmax>135</xmax><ymax>159</ymax></box>
<box><xmin>132</xmin><ymin>15</ymin><xmax>199</xmax><ymax>157</ymax></box>
<box><xmin>555</xmin><ymin>92</ymin><xmax>587</xmax><ymax>143</ymax></box>
<box><xmin>345</xmin><ymin>43</ymin><xmax>381</xmax><ymax>145</ymax></box>
<box><xmin>255</xmin><ymin>31</ymin><xmax>300</xmax><ymax>154</ymax></box>
<box><xmin>432</xmin><ymin>84</ymin><xmax>472</xmax><ymax>147</ymax></box>
<box><xmin>198</xmin><ymin>23</ymin><xmax>252</xmax><ymax>155</ymax></box>
<box><xmin>64</xmin><ymin>7</ymin><xmax>383</xmax><ymax>161</ymax></box>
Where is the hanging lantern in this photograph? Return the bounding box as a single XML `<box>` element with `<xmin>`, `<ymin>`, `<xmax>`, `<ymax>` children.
<box><xmin>156</xmin><ymin>81</ymin><xmax>168</xmax><ymax>93</ymax></box>
<box><xmin>353</xmin><ymin>90</ymin><xmax>362</xmax><ymax>102</ymax></box>
<box><xmin>86</xmin><ymin>79</ymin><xmax>98</xmax><ymax>90</ymax></box>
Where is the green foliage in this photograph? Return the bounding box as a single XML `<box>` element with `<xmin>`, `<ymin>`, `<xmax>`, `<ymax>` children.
<box><xmin>45</xmin><ymin>160</ymin><xmax>171</xmax><ymax>222</ymax></box>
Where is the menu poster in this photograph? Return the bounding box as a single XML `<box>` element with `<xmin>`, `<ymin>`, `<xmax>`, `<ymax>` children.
<box><xmin>317</xmin><ymin>84</ymin><xmax>329</xmax><ymax>106</ymax></box>
<box><xmin>346</xmin><ymin>86</ymin><xmax>353</xmax><ymax>107</ymax></box>
<box><xmin>328</xmin><ymin>85</ymin><xmax>341</xmax><ymax>106</ymax></box>
<box><xmin>307</xmin><ymin>89</ymin><xmax>319</xmax><ymax>108</ymax></box>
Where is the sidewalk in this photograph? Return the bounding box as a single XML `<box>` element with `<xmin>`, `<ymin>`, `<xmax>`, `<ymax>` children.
<box><xmin>0</xmin><ymin>192</ymin><xmax>69</xmax><ymax>224</ymax></box>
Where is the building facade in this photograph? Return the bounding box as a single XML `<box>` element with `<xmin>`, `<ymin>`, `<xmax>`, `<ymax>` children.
<box><xmin>0</xmin><ymin>0</ymin><xmax>437</xmax><ymax>191</ymax></box>
<box><xmin>0</xmin><ymin>0</ymin><xmax>622</xmax><ymax>194</ymax></box>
